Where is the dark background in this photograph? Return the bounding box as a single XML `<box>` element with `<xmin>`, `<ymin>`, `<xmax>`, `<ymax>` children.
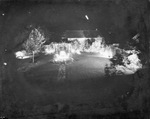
<box><xmin>0</xmin><ymin>0</ymin><xmax>149</xmax><ymax>52</ymax></box>
<box><xmin>0</xmin><ymin>0</ymin><xmax>150</xmax><ymax>118</ymax></box>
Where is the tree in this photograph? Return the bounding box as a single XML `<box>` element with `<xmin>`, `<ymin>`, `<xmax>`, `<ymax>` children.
<box><xmin>23</xmin><ymin>27</ymin><xmax>46</xmax><ymax>63</ymax></box>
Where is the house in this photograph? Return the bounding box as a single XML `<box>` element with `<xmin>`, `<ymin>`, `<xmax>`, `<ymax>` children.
<box><xmin>62</xmin><ymin>30</ymin><xmax>103</xmax><ymax>44</ymax></box>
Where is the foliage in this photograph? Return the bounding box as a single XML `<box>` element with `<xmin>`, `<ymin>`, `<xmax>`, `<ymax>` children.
<box><xmin>105</xmin><ymin>46</ymin><xmax>142</xmax><ymax>76</ymax></box>
<box><xmin>127</xmin><ymin>68</ymin><xmax>150</xmax><ymax>116</ymax></box>
<box><xmin>23</xmin><ymin>28</ymin><xmax>46</xmax><ymax>55</ymax></box>
<box><xmin>110</xmin><ymin>51</ymin><xmax>124</xmax><ymax>66</ymax></box>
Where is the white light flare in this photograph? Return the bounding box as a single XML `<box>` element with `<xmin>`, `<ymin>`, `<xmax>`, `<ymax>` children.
<box><xmin>45</xmin><ymin>47</ymin><xmax>55</xmax><ymax>54</ymax></box>
<box><xmin>85</xmin><ymin>15</ymin><xmax>89</xmax><ymax>20</ymax></box>
<box><xmin>3</xmin><ymin>62</ymin><xmax>7</xmax><ymax>65</ymax></box>
<box><xmin>99</xmin><ymin>47</ymin><xmax>114</xmax><ymax>58</ymax></box>
<box><xmin>84</xmin><ymin>37</ymin><xmax>115</xmax><ymax>58</ymax></box>
<box><xmin>123</xmin><ymin>52</ymin><xmax>142</xmax><ymax>72</ymax></box>
<box><xmin>15</xmin><ymin>51</ymin><xmax>31</xmax><ymax>59</ymax></box>
<box><xmin>114</xmin><ymin>50</ymin><xmax>142</xmax><ymax>75</ymax></box>
<box><xmin>15</xmin><ymin>51</ymin><xmax>26</xmax><ymax>59</ymax></box>
<box><xmin>53</xmin><ymin>51</ymin><xmax>71</xmax><ymax>62</ymax></box>
<box><xmin>71</xmin><ymin>49</ymin><xmax>81</xmax><ymax>54</ymax></box>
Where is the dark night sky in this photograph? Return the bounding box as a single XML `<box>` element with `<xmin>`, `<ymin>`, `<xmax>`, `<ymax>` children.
<box><xmin>0</xmin><ymin>0</ymin><xmax>149</xmax><ymax>51</ymax></box>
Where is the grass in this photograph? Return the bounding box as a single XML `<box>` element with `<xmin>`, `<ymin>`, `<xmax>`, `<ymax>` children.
<box><xmin>1</xmin><ymin>53</ymin><xmax>150</xmax><ymax>119</ymax></box>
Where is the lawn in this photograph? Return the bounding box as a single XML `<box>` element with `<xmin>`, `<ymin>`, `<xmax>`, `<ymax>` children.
<box><xmin>2</xmin><ymin>53</ymin><xmax>136</xmax><ymax>116</ymax></box>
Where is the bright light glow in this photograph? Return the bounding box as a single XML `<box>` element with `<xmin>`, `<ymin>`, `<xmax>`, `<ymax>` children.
<box><xmin>44</xmin><ymin>45</ymin><xmax>55</xmax><ymax>54</ymax></box>
<box><xmin>45</xmin><ymin>48</ymin><xmax>55</xmax><ymax>54</ymax></box>
<box><xmin>99</xmin><ymin>46</ymin><xmax>114</xmax><ymax>58</ymax></box>
<box><xmin>83</xmin><ymin>37</ymin><xmax>115</xmax><ymax>58</ymax></box>
<box><xmin>45</xmin><ymin>36</ymin><xmax>115</xmax><ymax>59</ymax></box>
<box><xmin>85</xmin><ymin>15</ymin><xmax>89</xmax><ymax>20</ymax></box>
<box><xmin>71</xmin><ymin>49</ymin><xmax>81</xmax><ymax>54</ymax></box>
<box><xmin>114</xmin><ymin>50</ymin><xmax>142</xmax><ymax>74</ymax></box>
<box><xmin>15</xmin><ymin>51</ymin><xmax>26</xmax><ymax>59</ymax></box>
<box><xmin>15</xmin><ymin>51</ymin><xmax>31</xmax><ymax>59</ymax></box>
<box><xmin>2</xmin><ymin>13</ymin><xmax>5</xmax><ymax>16</ymax></box>
<box><xmin>53</xmin><ymin>51</ymin><xmax>71</xmax><ymax>62</ymax></box>
<box><xmin>15</xmin><ymin>33</ymin><xmax>142</xmax><ymax>74</ymax></box>
<box><xmin>3</xmin><ymin>62</ymin><xmax>7</xmax><ymax>65</ymax></box>
<box><xmin>123</xmin><ymin>51</ymin><xmax>142</xmax><ymax>72</ymax></box>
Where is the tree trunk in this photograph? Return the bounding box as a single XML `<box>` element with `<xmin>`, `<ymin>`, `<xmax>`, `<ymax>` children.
<box><xmin>32</xmin><ymin>51</ymin><xmax>34</xmax><ymax>63</ymax></box>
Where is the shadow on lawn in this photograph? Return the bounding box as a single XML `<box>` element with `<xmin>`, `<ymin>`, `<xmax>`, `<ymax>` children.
<box><xmin>1</xmin><ymin>52</ymin><xmax>150</xmax><ymax>119</ymax></box>
<box><xmin>1</xmin><ymin>67</ymin><xmax>150</xmax><ymax>119</ymax></box>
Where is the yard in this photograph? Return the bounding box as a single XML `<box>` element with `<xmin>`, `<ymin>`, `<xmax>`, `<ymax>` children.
<box><xmin>2</xmin><ymin>52</ymin><xmax>139</xmax><ymax>118</ymax></box>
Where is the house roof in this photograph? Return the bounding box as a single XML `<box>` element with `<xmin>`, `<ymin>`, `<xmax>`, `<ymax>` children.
<box><xmin>62</xmin><ymin>30</ymin><xmax>100</xmax><ymax>38</ymax></box>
